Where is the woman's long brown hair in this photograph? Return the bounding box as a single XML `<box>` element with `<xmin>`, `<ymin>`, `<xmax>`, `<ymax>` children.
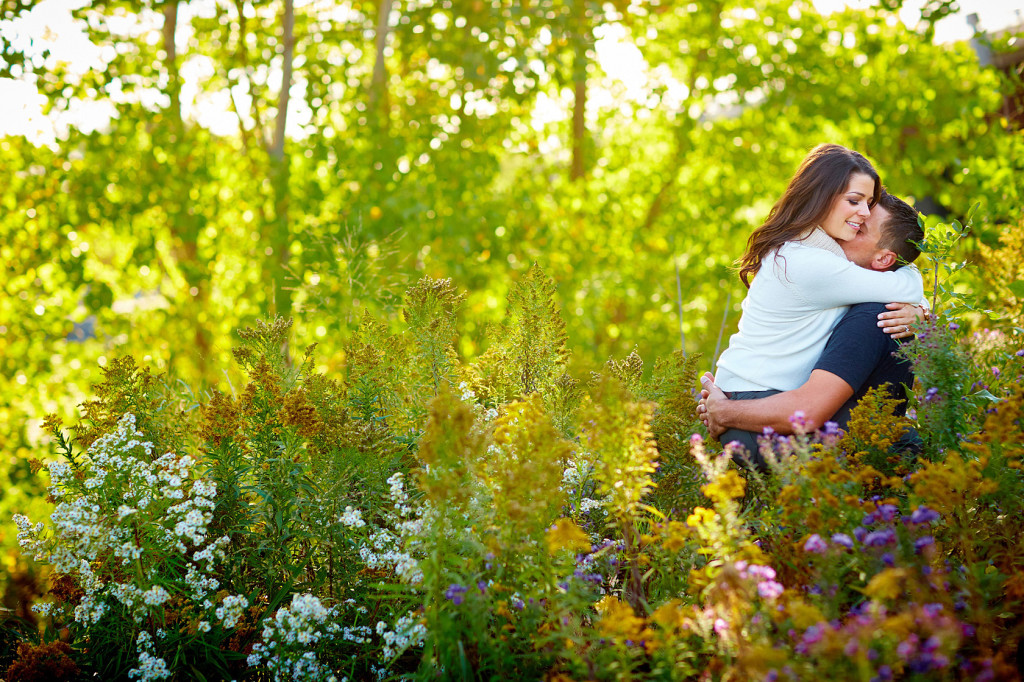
<box><xmin>738</xmin><ymin>144</ymin><xmax>881</xmax><ymax>287</ymax></box>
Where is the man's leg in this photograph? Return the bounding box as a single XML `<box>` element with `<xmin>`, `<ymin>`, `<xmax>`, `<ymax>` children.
<box><xmin>813</xmin><ymin>302</ymin><xmax>921</xmax><ymax>455</ymax></box>
<box><xmin>719</xmin><ymin>389</ymin><xmax>781</xmax><ymax>473</ymax></box>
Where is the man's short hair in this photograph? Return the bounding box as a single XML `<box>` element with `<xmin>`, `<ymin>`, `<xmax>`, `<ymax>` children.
<box><xmin>876</xmin><ymin>192</ymin><xmax>923</xmax><ymax>264</ymax></box>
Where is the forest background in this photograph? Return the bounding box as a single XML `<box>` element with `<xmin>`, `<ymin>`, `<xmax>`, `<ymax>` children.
<box><xmin>1</xmin><ymin>0</ymin><xmax>1023</xmax><ymax>603</ymax></box>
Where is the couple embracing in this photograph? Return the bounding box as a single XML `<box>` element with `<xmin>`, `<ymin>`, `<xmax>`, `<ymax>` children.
<box><xmin>697</xmin><ymin>144</ymin><xmax>927</xmax><ymax>470</ymax></box>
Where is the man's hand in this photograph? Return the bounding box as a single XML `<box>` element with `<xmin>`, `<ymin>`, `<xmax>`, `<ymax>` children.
<box><xmin>696</xmin><ymin>371</ymin><xmax>730</xmax><ymax>438</ymax></box>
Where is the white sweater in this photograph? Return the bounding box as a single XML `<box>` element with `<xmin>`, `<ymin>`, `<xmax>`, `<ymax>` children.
<box><xmin>715</xmin><ymin>228</ymin><xmax>924</xmax><ymax>392</ymax></box>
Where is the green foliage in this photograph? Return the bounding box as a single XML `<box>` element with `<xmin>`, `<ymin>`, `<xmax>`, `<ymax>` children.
<box><xmin>404</xmin><ymin>276</ymin><xmax>466</xmax><ymax>394</ymax></box>
<box><xmin>899</xmin><ymin>319</ymin><xmax>982</xmax><ymax>453</ymax></box>
<box><xmin>471</xmin><ymin>264</ymin><xmax>571</xmax><ymax>403</ymax></box>
<box><xmin>915</xmin><ymin>206</ymin><xmax>982</xmax><ymax>320</ymax></box>
<box><xmin>3</xmin><ymin>254</ymin><xmax>1024</xmax><ymax>679</ymax></box>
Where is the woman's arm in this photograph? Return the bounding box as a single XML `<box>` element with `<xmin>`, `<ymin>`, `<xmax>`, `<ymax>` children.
<box><xmin>784</xmin><ymin>247</ymin><xmax>924</xmax><ymax>309</ymax></box>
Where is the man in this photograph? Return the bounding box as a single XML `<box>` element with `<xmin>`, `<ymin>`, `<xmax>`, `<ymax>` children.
<box><xmin>698</xmin><ymin>192</ymin><xmax>925</xmax><ymax>468</ymax></box>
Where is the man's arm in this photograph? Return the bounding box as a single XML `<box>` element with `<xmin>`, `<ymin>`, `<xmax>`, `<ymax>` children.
<box><xmin>699</xmin><ymin>370</ymin><xmax>854</xmax><ymax>438</ymax></box>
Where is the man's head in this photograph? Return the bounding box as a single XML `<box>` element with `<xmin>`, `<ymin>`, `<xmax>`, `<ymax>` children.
<box><xmin>840</xmin><ymin>191</ymin><xmax>923</xmax><ymax>271</ymax></box>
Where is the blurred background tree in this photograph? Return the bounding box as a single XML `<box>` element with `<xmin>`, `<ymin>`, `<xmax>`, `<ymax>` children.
<box><xmin>1</xmin><ymin>0</ymin><xmax>1022</xmax><ymax>603</ymax></box>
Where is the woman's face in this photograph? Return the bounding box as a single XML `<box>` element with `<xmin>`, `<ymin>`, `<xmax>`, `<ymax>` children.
<box><xmin>820</xmin><ymin>172</ymin><xmax>874</xmax><ymax>242</ymax></box>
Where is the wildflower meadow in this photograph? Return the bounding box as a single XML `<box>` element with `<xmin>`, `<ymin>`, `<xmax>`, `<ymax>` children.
<box><xmin>3</xmin><ymin>227</ymin><xmax>1024</xmax><ymax>680</ymax></box>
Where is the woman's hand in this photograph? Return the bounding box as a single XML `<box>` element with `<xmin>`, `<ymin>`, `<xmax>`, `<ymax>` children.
<box><xmin>877</xmin><ymin>302</ymin><xmax>928</xmax><ymax>339</ymax></box>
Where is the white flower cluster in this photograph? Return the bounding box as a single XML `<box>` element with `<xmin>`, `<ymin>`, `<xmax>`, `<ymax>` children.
<box><xmin>341</xmin><ymin>624</ymin><xmax>373</xmax><ymax>643</ymax></box>
<box><xmin>560</xmin><ymin>453</ymin><xmax>607</xmax><ymax>516</ymax></box>
<box><xmin>339</xmin><ymin>506</ymin><xmax>365</xmax><ymax>528</ymax></box>
<box><xmin>457</xmin><ymin>382</ymin><xmax>499</xmax><ymax>425</ymax></box>
<box><xmin>350</xmin><ymin>473</ymin><xmax>425</xmax><ymax>584</ymax></box>
<box><xmin>128</xmin><ymin>632</ymin><xmax>171</xmax><ymax>681</ymax></box>
<box><xmin>216</xmin><ymin>593</ymin><xmax>250</xmax><ymax>629</ymax></box>
<box><xmin>247</xmin><ymin>593</ymin><xmax>342</xmax><ymax>682</ymax></box>
<box><xmin>375</xmin><ymin>612</ymin><xmax>427</xmax><ymax>661</ymax></box>
<box><xmin>561</xmin><ymin>459</ymin><xmax>591</xmax><ymax>488</ymax></box>
<box><xmin>13</xmin><ymin>413</ymin><xmax>235</xmax><ymax>675</ymax></box>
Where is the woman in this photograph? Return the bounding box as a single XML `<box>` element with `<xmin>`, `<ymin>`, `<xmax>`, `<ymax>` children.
<box><xmin>711</xmin><ymin>145</ymin><xmax>924</xmax><ymax>450</ymax></box>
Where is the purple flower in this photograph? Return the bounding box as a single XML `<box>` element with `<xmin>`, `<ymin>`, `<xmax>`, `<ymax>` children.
<box><xmin>831</xmin><ymin>533</ymin><xmax>854</xmax><ymax>549</ymax></box>
<box><xmin>478</xmin><ymin>581</ymin><xmax>487</xmax><ymax>593</ymax></box>
<box><xmin>862</xmin><ymin>513</ymin><xmax>876</xmax><ymax>526</ymax></box>
<box><xmin>871</xmin><ymin>664</ymin><xmax>893</xmax><ymax>682</ymax></box>
<box><xmin>803</xmin><ymin>534</ymin><xmax>828</xmax><ymax>554</ymax></box>
<box><xmin>802</xmin><ymin>624</ymin><xmax>824</xmax><ymax>646</ymax></box>
<box><xmin>924</xmin><ymin>387</ymin><xmax>941</xmax><ymax>402</ymax></box>
<box><xmin>822</xmin><ymin>421</ymin><xmax>841</xmax><ymax>435</ymax></box>
<box><xmin>897</xmin><ymin>634</ymin><xmax>919</xmax><ymax>660</ymax></box>
<box><xmin>910</xmin><ymin>506</ymin><xmax>941</xmax><ymax>525</ymax></box>
<box><xmin>853</xmin><ymin>527</ymin><xmax>868</xmax><ymax>543</ymax></box>
<box><xmin>1016</xmin><ymin>349</ymin><xmax>1024</xmax><ymax>357</ymax></box>
<box><xmin>992</xmin><ymin>366</ymin><xmax>1001</xmax><ymax>377</ymax></box>
<box><xmin>445</xmin><ymin>583</ymin><xmax>469</xmax><ymax>605</ymax></box>
<box><xmin>882</xmin><ymin>552</ymin><xmax>895</xmax><ymax>566</ymax></box>
<box><xmin>758</xmin><ymin>580</ymin><xmax>785</xmax><ymax>600</ymax></box>
<box><xmin>864</xmin><ymin>528</ymin><xmax>896</xmax><ymax>547</ymax></box>
<box><xmin>923</xmin><ymin>603</ymin><xmax>944</xmax><ymax>618</ymax></box>
<box><xmin>876</xmin><ymin>504</ymin><xmax>898</xmax><ymax>522</ymax></box>
<box><xmin>915</xmin><ymin>536</ymin><xmax>935</xmax><ymax>552</ymax></box>
<box><xmin>948</xmin><ymin>322</ymin><xmax>960</xmax><ymax>330</ymax></box>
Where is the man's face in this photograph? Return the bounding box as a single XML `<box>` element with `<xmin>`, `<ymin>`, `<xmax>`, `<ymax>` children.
<box><xmin>840</xmin><ymin>204</ymin><xmax>890</xmax><ymax>269</ymax></box>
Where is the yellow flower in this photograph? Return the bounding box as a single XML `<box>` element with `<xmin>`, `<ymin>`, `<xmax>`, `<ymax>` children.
<box><xmin>701</xmin><ymin>469</ymin><xmax>746</xmax><ymax>503</ymax></box>
<box><xmin>596</xmin><ymin>596</ymin><xmax>651</xmax><ymax>642</ymax></box>
<box><xmin>686</xmin><ymin>506</ymin><xmax>716</xmax><ymax>529</ymax></box>
<box><xmin>911</xmin><ymin>452</ymin><xmax>999</xmax><ymax>514</ymax></box>
<box><xmin>737</xmin><ymin>541</ymin><xmax>768</xmax><ymax>565</ymax></box>
<box><xmin>545</xmin><ymin>518</ymin><xmax>591</xmax><ymax>555</ymax></box>
<box><xmin>786</xmin><ymin>598</ymin><xmax>825</xmax><ymax>630</ymax></box>
<box><xmin>864</xmin><ymin>568</ymin><xmax>908</xmax><ymax>601</ymax></box>
<box><xmin>650</xmin><ymin>599</ymin><xmax>688</xmax><ymax>631</ymax></box>
<box><xmin>659</xmin><ymin>521</ymin><xmax>691</xmax><ymax>552</ymax></box>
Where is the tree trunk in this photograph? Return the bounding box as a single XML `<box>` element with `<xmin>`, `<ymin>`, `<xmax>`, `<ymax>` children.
<box><xmin>571</xmin><ymin>77</ymin><xmax>586</xmax><ymax>181</ymax></box>
<box><xmin>570</xmin><ymin>6</ymin><xmax>588</xmax><ymax>182</ymax></box>
<box><xmin>269</xmin><ymin>0</ymin><xmax>295</xmax><ymax>321</ymax></box>
<box><xmin>270</xmin><ymin>0</ymin><xmax>294</xmax><ymax>159</ymax></box>
<box><xmin>369</xmin><ymin>0</ymin><xmax>394</xmax><ymax>117</ymax></box>
<box><xmin>161</xmin><ymin>1</ymin><xmax>182</xmax><ymax>130</ymax></box>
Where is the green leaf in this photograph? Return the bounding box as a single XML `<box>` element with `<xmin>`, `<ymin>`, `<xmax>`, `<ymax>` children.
<box><xmin>84</xmin><ymin>281</ymin><xmax>114</xmax><ymax>311</ymax></box>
